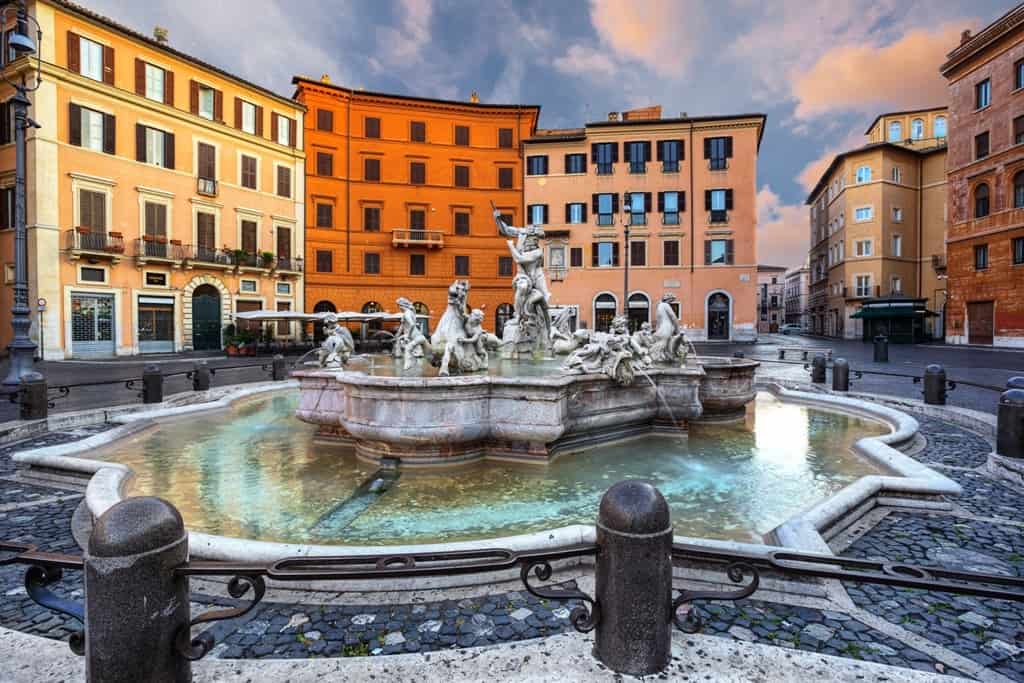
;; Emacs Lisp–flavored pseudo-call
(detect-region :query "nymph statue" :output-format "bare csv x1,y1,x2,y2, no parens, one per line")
394,297,429,371
427,281,501,376
317,312,354,368
562,315,649,385
494,208,551,356
649,293,688,364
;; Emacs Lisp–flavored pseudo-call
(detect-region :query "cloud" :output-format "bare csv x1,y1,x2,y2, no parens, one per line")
374,0,434,69
757,185,808,268
791,22,966,121
586,0,707,76
795,129,865,194
552,44,621,80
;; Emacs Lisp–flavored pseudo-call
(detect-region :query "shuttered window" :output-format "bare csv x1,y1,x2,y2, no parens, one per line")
498,128,513,148
144,202,167,238
316,109,333,131
454,212,470,235
364,207,381,232
410,121,426,142
364,158,381,182
498,167,514,189
570,247,583,268
241,220,257,254
410,253,426,275
316,203,333,228
276,227,292,260
316,250,333,273
365,117,381,138
197,143,216,181
70,104,113,153
663,240,680,266
364,252,380,274
454,125,470,146
240,155,257,190
136,125,174,168
78,189,106,231
455,255,470,276
705,239,734,265
317,151,334,177
190,81,219,121
276,166,291,198
196,212,215,249
410,161,426,185
454,165,470,188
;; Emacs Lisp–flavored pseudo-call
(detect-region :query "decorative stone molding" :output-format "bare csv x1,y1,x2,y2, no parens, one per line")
181,275,232,351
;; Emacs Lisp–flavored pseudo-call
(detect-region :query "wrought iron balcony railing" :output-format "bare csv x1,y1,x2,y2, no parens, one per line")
64,229,125,258
275,257,304,273
134,238,186,262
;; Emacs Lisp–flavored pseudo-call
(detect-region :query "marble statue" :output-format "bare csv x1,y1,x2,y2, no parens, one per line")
550,308,580,355
494,208,550,356
649,293,688,364
427,281,501,376
317,312,354,368
394,297,429,371
562,315,650,385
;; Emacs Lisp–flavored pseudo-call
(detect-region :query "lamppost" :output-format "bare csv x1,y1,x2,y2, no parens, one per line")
1,1,43,387
622,196,632,320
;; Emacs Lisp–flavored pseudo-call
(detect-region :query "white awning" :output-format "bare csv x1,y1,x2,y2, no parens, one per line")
233,310,427,322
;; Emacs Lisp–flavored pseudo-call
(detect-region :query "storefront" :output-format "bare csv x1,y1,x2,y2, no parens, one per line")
850,297,936,344
137,295,175,354
70,292,115,357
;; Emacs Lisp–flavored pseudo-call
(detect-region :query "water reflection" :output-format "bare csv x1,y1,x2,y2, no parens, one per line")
98,392,884,545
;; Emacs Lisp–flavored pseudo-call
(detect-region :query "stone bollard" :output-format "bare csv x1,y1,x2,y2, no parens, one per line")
142,364,163,404
85,497,191,683
873,334,889,363
810,354,827,384
923,364,947,405
594,480,673,676
272,354,287,381
18,371,47,420
997,389,1024,460
1007,377,1024,390
832,358,850,392
192,360,211,391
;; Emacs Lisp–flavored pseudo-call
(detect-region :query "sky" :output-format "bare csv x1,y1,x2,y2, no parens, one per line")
84,0,1013,268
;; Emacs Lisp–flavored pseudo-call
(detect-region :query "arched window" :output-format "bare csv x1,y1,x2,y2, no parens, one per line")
1014,172,1024,208
362,301,382,331
934,116,947,139
974,183,990,218
911,118,924,140
888,121,902,142
627,292,650,332
594,293,617,332
495,303,514,338
313,300,336,313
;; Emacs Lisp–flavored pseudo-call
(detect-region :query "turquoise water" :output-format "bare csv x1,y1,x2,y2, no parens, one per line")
99,391,885,545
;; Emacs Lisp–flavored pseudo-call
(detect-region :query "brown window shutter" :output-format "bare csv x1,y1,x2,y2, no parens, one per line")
255,106,264,137
134,58,145,95
69,103,81,146
213,89,223,122
66,31,80,73
102,44,114,85
289,117,296,147
164,131,175,169
135,123,146,162
271,112,279,141
102,113,115,154
189,79,199,114
234,97,242,129
163,69,174,105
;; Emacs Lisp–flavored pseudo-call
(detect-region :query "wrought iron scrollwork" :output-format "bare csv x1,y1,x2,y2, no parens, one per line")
671,562,759,634
24,564,85,655
174,574,266,661
520,559,599,632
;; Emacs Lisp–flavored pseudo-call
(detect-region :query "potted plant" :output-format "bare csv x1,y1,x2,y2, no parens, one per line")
75,226,91,234
142,234,156,242
223,324,239,355
260,251,275,268
169,239,182,246
232,249,248,267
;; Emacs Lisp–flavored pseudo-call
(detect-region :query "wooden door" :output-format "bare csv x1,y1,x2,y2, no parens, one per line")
967,301,994,345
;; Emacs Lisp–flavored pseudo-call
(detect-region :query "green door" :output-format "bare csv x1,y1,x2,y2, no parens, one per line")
192,285,221,351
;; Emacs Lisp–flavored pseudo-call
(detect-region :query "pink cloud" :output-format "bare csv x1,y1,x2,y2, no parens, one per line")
588,0,706,75
796,130,865,194
552,44,621,80
757,185,808,268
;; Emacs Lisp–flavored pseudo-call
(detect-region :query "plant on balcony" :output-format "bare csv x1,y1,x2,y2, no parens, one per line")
142,234,156,242
75,226,91,234
232,249,248,266
260,251,274,268
170,239,182,246
108,231,123,238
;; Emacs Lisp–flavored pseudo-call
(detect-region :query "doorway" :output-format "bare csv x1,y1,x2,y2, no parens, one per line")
707,292,730,340
192,284,221,350
967,301,994,345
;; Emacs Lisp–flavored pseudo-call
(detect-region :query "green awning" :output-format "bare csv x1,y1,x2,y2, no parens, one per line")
850,307,936,319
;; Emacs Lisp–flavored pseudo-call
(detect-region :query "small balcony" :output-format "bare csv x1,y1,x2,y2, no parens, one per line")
628,162,646,175
392,229,444,248
549,266,567,281
708,210,729,225
932,254,947,272
197,177,218,197
595,163,615,176
275,256,304,275
182,244,235,270
134,237,186,266
64,228,125,262
708,159,729,171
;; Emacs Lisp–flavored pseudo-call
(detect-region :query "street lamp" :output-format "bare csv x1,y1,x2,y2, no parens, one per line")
622,195,632,321
1,0,43,387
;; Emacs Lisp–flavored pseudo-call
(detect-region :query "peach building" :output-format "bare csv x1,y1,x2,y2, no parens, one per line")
0,0,305,358
523,106,764,340
292,76,538,330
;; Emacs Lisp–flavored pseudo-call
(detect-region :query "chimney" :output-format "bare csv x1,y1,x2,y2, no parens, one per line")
608,111,619,121
960,29,972,45
320,73,331,84
153,26,168,44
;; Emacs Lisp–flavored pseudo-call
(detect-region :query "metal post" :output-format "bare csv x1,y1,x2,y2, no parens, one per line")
192,360,211,391
85,497,191,683
594,480,672,676
1007,377,1024,391
623,224,631,318
873,334,889,363
142,364,163,404
996,389,1024,460
272,354,286,381
810,354,826,384
923,364,947,405
18,370,46,420
832,358,849,392
733,351,745,359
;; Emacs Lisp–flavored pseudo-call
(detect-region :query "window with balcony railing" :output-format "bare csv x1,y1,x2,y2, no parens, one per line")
592,142,616,175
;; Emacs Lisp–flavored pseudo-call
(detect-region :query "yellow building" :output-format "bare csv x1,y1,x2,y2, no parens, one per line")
806,108,948,342
0,0,305,358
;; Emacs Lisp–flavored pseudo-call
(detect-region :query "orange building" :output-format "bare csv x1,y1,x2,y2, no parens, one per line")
1,0,305,358
292,76,538,330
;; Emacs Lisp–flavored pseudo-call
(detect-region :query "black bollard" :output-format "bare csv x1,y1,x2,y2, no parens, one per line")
811,354,827,384
142,364,163,404
997,389,1024,460
272,354,287,381
923,364,947,405
1007,377,1024,390
873,334,889,363
18,371,47,420
594,480,673,676
85,497,191,683
192,360,211,391
733,351,745,359
832,358,850,392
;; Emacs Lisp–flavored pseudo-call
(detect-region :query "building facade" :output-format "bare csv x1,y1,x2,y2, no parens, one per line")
783,264,809,329
0,0,305,359
755,265,786,333
806,108,948,342
292,76,538,331
523,106,764,340
941,8,1024,347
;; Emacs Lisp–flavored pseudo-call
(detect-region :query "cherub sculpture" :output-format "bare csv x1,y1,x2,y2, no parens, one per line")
317,312,354,368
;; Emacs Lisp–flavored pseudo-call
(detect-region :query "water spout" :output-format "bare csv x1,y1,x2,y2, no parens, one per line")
636,367,686,438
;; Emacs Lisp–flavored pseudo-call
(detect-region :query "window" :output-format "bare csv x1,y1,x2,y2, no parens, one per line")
241,155,257,189
407,120,426,142
890,276,902,295
316,250,333,273
976,132,990,159
364,157,381,182
498,128,513,148
910,118,924,140
73,105,109,153
855,165,871,183
144,63,165,102
365,117,380,138
593,142,617,174
1013,237,1024,265
364,207,380,232
317,109,333,131
570,247,583,268
658,140,682,172
855,275,871,297
705,239,733,265
312,151,332,177
275,301,292,336
527,155,548,176
276,166,291,198
663,240,679,266
1017,59,1024,90
855,239,872,256
240,100,257,134
316,203,333,228
888,121,902,142
566,203,586,224
565,153,586,174
276,116,291,146
854,206,873,222
240,219,257,255
410,209,426,232
276,282,291,295
528,204,548,225
593,241,618,267
239,279,257,293
976,79,991,109
498,167,514,189
1015,116,1024,145
410,253,426,275
707,188,730,223
935,116,947,139
137,126,171,168
364,252,380,274
454,165,470,188
197,142,216,194
660,191,682,225
892,166,902,183
80,266,105,283
144,201,167,243
705,136,731,170
454,212,470,235
498,255,513,276
974,183,990,218
626,141,649,174
410,161,426,185
549,245,565,270
455,255,470,276
892,234,902,257
595,193,616,225
974,244,989,270
195,84,216,121
454,125,470,146
629,240,646,266
1015,172,1024,208
626,192,647,226
892,207,903,222
79,36,104,81
78,189,106,231
145,272,167,287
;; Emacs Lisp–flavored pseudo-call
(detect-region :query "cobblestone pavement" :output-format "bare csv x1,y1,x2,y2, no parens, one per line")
0,401,1021,680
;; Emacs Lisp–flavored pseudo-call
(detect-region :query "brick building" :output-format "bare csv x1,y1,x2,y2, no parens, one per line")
941,7,1024,347
756,265,786,333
